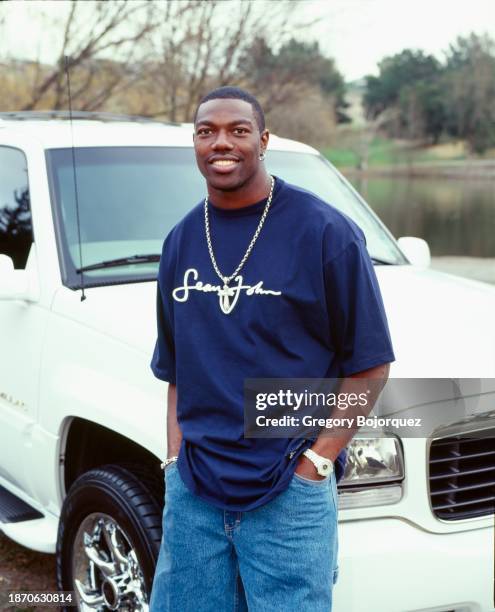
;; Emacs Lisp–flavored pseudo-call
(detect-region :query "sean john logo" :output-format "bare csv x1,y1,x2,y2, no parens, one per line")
172,268,282,315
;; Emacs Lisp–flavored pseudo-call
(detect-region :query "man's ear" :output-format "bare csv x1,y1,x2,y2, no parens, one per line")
260,128,270,151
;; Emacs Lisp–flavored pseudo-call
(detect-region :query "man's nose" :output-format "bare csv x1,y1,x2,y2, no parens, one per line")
211,129,234,150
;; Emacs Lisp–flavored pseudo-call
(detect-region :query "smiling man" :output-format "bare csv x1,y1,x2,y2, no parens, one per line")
149,86,395,611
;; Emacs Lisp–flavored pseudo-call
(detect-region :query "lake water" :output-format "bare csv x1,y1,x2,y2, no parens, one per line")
348,175,495,284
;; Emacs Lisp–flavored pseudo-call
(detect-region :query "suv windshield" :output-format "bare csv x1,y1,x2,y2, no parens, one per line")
46,147,404,288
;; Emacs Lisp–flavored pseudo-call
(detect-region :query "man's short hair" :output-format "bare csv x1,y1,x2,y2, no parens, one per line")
194,86,265,133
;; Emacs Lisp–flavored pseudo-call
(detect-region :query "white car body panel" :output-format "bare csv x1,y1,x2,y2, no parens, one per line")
334,519,492,612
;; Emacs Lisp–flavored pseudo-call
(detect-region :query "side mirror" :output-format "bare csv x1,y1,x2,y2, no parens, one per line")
397,237,431,269
0,254,30,299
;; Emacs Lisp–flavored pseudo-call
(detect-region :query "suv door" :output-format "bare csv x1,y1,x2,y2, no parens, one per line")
0,145,47,493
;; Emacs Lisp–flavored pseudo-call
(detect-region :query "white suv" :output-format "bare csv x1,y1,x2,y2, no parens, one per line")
0,112,494,612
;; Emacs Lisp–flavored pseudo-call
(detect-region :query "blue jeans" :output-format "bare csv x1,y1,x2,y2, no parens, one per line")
149,462,339,611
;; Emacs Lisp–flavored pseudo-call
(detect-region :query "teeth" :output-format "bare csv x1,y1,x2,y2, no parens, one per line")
212,160,237,166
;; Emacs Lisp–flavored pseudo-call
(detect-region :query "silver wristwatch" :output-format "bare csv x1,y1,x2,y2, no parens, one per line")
302,448,334,476
160,456,178,470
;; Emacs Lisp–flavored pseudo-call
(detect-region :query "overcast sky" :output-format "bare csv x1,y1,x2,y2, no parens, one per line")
2,0,494,81
314,0,495,80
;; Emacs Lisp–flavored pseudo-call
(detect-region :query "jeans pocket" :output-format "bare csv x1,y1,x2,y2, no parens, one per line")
293,471,330,486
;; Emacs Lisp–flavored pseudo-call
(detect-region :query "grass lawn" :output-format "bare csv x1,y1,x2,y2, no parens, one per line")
322,136,478,169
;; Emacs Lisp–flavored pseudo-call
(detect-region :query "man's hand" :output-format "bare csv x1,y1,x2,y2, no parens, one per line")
294,453,326,481
294,362,391,480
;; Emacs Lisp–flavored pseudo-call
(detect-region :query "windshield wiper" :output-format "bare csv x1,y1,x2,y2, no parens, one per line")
75,253,161,273
371,256,396,265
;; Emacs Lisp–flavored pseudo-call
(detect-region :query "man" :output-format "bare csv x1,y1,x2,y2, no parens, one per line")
149,86,394,611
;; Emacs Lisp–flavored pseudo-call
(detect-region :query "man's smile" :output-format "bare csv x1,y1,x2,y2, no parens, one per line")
208,156,241,172
212,160,237,166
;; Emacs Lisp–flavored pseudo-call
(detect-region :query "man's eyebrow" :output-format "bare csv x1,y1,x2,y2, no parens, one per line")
195,119,254,127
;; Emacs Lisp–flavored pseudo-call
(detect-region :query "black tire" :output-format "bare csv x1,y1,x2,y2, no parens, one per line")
56,464,164,611
116,461,165,510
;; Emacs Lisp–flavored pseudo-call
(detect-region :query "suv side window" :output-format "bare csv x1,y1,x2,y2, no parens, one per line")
0,146,33,269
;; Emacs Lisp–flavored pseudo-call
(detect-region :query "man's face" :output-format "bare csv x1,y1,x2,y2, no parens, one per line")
193,98,269,192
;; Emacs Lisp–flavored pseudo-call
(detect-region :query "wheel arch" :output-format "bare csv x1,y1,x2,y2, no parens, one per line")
60,417,163,502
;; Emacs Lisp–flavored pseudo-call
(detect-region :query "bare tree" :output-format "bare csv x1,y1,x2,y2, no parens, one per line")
21,1,160,111
266,85,337,147
138,0,313,122
2,0,330,137
140,1,217,121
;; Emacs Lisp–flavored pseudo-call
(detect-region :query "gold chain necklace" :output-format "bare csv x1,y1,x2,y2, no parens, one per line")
204,175,275,314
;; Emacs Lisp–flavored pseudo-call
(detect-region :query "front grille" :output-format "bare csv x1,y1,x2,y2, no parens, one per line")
429,431,495,520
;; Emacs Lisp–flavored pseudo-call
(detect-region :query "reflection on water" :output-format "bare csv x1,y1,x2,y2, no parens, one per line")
348,176,495,258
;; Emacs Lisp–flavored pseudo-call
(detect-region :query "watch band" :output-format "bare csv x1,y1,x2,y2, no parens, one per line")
160,456,178,470
303,448,334,476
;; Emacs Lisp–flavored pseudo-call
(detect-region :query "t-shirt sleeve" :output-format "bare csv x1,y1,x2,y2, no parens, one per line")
150,237,176,384
324,236,395,376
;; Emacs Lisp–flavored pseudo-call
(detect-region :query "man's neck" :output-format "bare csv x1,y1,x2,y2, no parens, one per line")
207,170,272,210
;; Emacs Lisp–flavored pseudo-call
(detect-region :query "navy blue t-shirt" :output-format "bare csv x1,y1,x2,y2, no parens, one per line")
151,176,395,511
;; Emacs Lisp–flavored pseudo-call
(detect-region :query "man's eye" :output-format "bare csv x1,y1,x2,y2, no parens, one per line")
197,128,211,135
234,128,248,134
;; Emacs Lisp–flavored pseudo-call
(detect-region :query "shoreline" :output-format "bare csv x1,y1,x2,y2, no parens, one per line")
341,159,495,179
430,257,495,285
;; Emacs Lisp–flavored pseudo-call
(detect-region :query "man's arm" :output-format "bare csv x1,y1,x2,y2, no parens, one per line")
295,362,390,479
167,383,182,458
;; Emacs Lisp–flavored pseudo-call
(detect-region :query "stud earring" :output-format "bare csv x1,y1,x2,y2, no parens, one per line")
259,151,266,161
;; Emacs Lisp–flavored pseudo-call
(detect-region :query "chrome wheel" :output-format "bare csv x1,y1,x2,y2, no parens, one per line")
72,512,149,611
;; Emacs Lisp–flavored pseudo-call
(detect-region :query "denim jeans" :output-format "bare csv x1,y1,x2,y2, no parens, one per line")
149,462,339,612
